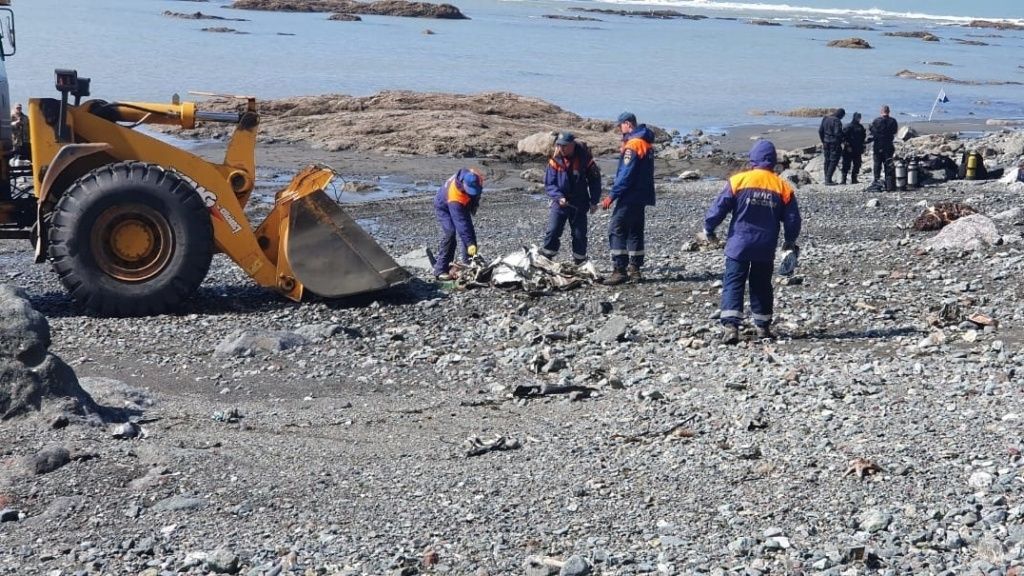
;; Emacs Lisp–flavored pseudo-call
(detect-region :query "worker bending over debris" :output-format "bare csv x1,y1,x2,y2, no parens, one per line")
433,168,484,281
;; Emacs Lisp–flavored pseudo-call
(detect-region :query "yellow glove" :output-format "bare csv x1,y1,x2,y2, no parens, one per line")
467,244,477,257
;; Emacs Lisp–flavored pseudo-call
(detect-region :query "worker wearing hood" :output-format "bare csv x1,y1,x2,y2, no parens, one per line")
702,140,802,343
602,112,656,285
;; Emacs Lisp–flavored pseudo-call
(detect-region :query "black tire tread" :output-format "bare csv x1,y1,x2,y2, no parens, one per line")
48,161,213,317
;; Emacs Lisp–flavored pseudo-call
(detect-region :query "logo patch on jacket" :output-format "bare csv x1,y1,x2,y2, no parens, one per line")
623,149,634,164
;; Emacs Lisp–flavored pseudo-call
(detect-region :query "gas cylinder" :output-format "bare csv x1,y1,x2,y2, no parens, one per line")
907,159,920,189
895,159,908,190
966,152,979,180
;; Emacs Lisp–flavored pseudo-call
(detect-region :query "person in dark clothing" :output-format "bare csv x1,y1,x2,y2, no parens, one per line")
818,108,845,185
702,140,801,343
540,132,602,264
869,105,899,184
603,112,656,286
841,112,867,184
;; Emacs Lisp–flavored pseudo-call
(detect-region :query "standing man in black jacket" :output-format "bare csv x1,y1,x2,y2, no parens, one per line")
818,108,845,185
869,105,899,184
841,112,867,184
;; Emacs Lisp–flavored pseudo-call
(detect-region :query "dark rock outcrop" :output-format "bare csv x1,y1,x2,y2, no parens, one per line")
231,0,468,19
884,31,939,41
827,37,872,49
0,286,99,422
542,14,602,22
967,19,1024,31
328,12,362,21
896,69,1021,86
567,7,706,20
163,10,248,21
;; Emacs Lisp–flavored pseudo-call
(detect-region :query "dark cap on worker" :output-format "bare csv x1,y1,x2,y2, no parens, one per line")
555,132,575,145
616,112,637,125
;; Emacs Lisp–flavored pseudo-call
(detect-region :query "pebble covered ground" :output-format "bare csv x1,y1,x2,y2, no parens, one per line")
1,166,1023,576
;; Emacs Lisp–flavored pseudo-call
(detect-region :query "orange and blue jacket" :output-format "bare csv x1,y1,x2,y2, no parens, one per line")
611,125,656,206
434,168,480,247
544,142,601,207
704,141,801,262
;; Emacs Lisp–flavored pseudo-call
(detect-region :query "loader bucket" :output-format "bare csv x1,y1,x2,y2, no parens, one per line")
284,189,411,298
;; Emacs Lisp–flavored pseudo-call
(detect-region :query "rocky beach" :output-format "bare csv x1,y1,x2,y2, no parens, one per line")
3,87,1024,576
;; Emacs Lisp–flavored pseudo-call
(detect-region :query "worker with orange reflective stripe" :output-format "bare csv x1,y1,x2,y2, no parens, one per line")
602,112,656,286
702,140,802,343
433,168,484,280
540,132,602,264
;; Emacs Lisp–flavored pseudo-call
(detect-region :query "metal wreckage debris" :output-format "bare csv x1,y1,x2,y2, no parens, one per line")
448,246,601,292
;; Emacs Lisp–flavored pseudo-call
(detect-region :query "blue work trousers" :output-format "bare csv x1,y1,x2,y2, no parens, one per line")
433,203,469,276
609,203,646,270
541,204,589,261
720,257,774,327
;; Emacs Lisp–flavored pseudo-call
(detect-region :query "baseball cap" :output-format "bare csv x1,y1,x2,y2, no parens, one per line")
555,132,575,145
616,112,637,125
460,171,482,196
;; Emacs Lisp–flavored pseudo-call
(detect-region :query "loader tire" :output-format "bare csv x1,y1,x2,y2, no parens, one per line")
48,161,213,316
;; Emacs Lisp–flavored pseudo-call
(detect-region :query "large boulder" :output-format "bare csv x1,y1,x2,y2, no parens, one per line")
803,155,826,183
517,131,557,157
214,330,309,358
0,285,50,365
920,214,1000,252
0,285,99,421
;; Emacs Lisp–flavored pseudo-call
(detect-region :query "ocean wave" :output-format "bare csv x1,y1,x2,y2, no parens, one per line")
538,0,1024,26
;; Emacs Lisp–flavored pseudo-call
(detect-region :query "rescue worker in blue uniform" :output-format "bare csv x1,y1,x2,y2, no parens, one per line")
603,112,655,285
432,168,484,280
540,132,602,264
702,140,802,344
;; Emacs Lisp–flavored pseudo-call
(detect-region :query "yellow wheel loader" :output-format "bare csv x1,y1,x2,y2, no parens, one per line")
0,65,410,316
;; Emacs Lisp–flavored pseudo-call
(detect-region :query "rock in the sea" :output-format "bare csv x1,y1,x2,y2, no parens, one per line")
518,131,557,157
213,330,309,358
827,37,872,49
920,214,1000,252
328,12,362,21
231,0,469,20
885,31,939,41
163,10,248,21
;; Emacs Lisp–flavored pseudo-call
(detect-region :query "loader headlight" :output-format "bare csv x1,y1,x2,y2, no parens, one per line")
54,69,77,92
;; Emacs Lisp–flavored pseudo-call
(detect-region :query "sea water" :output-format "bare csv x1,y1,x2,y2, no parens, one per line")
6,0,1023,133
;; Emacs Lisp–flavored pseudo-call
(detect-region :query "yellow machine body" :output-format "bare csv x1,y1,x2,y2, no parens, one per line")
10,94,408,313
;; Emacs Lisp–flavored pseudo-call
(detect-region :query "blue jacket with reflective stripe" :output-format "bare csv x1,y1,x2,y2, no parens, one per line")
611,125,656,206
704,161,801,262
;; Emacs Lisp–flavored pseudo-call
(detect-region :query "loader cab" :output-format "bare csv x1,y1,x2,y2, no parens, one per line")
0,2,15,151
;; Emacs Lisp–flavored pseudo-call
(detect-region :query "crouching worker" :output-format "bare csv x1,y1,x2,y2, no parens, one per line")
701,140,801,344
433,168,484,280
540,132,602,264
